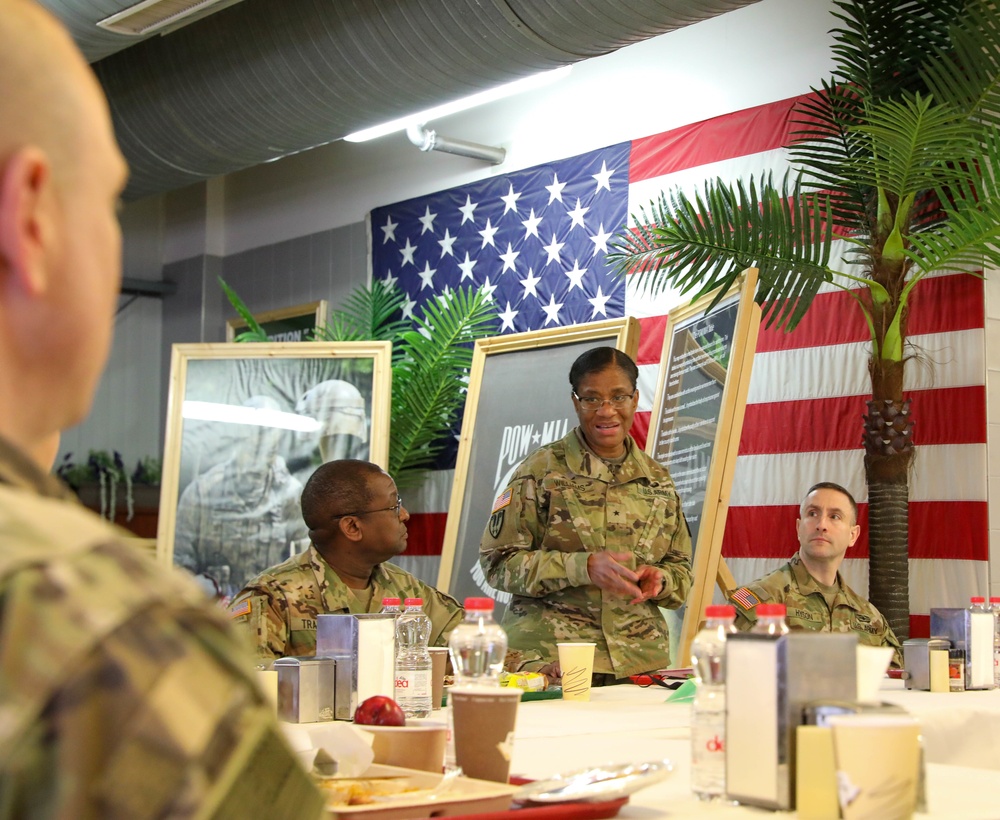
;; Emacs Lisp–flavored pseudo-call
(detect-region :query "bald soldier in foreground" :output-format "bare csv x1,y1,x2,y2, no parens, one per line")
0,3,323,816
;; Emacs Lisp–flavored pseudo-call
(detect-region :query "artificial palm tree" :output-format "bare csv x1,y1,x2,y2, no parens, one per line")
608,0,1000,639
221,277,497,489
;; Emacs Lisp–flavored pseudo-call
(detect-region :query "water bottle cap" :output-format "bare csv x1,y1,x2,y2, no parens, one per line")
705,605,735,618
971,596,986,604
381,597,401,606
403,597,423,607
756,603,786,617
463,597,495,610
990,597,1000,604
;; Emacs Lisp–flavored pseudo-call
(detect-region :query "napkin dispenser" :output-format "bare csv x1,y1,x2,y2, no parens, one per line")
930,608,994,690
902,637,951,691
273,656,337,723
725,631,857,811
316,613,396,719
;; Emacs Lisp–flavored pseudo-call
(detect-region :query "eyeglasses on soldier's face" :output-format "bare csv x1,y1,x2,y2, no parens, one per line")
329,495,404,520
572,390,637,412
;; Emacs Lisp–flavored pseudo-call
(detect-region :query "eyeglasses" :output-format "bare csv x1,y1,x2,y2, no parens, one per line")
573,390,636,411
330,496,403,520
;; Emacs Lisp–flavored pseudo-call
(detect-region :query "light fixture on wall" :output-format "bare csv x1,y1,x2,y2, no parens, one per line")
97,0,246,36
343,66,572,144
182,400,321,433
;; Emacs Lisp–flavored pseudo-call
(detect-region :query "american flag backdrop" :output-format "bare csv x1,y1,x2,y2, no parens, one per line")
369,93,988,638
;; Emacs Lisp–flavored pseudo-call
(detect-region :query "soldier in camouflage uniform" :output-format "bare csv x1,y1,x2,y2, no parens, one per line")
229,459,463,659
0,4,323,816
728,482,902,667
480,348,693,681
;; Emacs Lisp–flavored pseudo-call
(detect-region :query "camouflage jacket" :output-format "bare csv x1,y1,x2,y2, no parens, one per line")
228,545,464,660
479,429,693,679
0,437,322,819
728,552,903,667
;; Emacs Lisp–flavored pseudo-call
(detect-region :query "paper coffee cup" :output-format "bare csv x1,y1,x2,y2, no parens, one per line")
449,686,521,782
828,714,921,820
358,723,447,773
428,647,449,710
557,642,596,701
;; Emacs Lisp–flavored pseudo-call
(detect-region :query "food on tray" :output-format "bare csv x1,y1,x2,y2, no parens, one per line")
352,695,406,726
316,777,417,806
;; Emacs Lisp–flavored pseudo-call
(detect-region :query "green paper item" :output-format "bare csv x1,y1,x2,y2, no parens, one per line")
666,678,698,703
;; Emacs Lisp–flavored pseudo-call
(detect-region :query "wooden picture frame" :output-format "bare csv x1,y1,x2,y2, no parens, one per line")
157,341,392,599
437,318,639,609
644,268,761,666
225,299,328,343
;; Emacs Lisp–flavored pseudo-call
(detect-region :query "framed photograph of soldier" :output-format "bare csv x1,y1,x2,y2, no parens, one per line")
157,341,392,600
225,299,329,343
437,318,640,614
645,267,761,666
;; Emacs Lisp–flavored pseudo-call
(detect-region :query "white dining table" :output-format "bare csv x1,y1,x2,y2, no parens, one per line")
507,683,1000,819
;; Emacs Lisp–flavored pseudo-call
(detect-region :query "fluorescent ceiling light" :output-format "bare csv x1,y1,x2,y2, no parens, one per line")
344,66,572,143
182,400,322,433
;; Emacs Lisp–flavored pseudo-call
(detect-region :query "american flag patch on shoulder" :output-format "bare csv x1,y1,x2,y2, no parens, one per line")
229,599,251,618
492,488,513,513
731,587,761,611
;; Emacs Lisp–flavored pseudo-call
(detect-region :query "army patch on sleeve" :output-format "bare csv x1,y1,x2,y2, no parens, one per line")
229,598,252,619
731,587,761,611
488,510,504,538
492,488,513,512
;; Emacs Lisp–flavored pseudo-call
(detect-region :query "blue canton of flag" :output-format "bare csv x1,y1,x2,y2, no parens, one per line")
370,143,629,333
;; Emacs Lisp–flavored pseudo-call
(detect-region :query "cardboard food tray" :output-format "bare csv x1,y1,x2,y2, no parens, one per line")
449,778,629,819
323,764,519,819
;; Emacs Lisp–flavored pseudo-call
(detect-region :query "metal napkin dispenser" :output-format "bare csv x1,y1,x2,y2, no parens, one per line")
726,631,857,811
316,613,396,720
273,656,337,723
902,637,951,690
930,608,995,690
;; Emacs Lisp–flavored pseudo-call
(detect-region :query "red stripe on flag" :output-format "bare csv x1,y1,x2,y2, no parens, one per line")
631,410,651,451
722,501,986,561
629,94,810,182
755,274,983,353
637,315,667,366
404,512,448,556
738,386,986,455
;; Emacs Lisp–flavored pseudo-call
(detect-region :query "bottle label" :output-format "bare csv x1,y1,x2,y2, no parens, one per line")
395,669,431,699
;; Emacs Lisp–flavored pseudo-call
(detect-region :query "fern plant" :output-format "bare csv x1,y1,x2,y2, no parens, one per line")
220,277,497,488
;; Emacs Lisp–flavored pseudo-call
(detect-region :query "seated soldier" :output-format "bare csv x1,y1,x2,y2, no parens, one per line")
728,481,902,667
230,459,463,659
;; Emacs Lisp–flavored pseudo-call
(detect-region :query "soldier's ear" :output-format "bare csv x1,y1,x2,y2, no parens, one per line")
338,516,364,542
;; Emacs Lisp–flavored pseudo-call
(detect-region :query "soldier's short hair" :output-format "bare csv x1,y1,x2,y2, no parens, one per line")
804,481,858,524
569,347,639,392
301,459,383,530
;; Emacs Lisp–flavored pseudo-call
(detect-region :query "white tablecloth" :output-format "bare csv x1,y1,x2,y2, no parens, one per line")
507,684,1000,819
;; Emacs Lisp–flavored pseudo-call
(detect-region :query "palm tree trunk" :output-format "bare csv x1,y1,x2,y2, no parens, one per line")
865,475,910,640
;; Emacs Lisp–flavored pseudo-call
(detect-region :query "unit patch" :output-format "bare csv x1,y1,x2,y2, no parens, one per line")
488,510,505,538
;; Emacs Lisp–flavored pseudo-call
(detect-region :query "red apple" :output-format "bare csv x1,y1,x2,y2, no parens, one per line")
352,695,406,726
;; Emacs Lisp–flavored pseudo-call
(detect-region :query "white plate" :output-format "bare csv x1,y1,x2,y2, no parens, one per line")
514,759,674,803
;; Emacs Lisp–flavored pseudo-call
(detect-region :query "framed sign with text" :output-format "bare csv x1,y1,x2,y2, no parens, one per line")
437,318,639,612
646,268,760,665
226,299,328,343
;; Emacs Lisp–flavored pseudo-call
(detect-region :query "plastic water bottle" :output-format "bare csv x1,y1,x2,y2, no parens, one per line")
448,597,508,687
990,597,1000,688
394,597,433,718
750,603,790,635
379,596,401,615
690,604,737,800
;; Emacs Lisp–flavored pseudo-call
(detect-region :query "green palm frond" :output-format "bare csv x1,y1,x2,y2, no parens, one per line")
218,276,270,342
607,173,837,331
311,281,411,351
389,287,498,486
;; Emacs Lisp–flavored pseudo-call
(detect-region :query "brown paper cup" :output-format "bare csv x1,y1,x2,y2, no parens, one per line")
557,641,596,701
828,714,921,820
429,647,449,710
449,686,521,782
358,723,447,773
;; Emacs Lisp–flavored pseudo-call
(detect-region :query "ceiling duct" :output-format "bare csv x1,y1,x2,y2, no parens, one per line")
82,0,762,201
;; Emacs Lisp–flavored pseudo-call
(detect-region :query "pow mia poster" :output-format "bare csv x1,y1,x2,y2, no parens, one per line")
439,320,637,617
